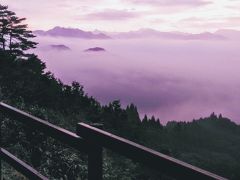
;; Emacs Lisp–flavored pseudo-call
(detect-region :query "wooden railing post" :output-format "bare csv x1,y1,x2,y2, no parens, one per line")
88,143,102,180
78,123,103,180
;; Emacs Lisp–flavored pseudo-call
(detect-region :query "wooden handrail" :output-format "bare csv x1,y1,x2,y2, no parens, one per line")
0,102,228,180
77,123,227,180
1,148,48,180
0,102,89,153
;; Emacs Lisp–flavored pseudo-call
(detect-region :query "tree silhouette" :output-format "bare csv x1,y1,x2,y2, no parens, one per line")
0,4,37,57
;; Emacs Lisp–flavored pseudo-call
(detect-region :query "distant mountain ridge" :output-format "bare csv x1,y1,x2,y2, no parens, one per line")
215,29,240,40
84,47,106,52
50,44,70,51
34,27,240,40
107,28,227,40
34,26,110,39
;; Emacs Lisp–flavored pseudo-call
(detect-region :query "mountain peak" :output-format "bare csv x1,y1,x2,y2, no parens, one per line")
34,27,111,39
84,47,106,52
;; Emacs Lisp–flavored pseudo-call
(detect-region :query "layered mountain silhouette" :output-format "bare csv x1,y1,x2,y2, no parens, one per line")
34,26,110,39
107,28,227,40
215,29,240,40
84,47,106,52
34,27,240,40
50,44,70,51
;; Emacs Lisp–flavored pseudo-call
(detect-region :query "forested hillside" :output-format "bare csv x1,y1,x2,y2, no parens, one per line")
1,4,240,180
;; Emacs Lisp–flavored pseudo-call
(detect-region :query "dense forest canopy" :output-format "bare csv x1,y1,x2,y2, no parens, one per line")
1,4,240,180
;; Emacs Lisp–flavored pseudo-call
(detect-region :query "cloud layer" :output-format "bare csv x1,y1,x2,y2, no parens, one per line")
33,36,240,124
84,9,140,21
125,0,212,7
2,0,240,32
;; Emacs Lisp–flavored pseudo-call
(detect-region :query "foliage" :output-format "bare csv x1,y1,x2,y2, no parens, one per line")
0,4,37,57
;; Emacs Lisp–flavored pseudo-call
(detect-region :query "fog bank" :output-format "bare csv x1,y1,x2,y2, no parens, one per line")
33,36,240,124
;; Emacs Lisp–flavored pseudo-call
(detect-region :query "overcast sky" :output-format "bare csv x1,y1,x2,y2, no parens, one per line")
2,0,240,32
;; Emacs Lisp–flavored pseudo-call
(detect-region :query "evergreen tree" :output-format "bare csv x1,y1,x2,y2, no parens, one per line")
142,115,148,125
126,103,140,124
0,4,37,57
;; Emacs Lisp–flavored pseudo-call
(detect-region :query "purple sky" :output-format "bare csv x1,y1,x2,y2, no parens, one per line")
2,0,240,33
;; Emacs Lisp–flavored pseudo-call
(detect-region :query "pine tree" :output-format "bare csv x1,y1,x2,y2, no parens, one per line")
142,115,148,125
0,4,37,57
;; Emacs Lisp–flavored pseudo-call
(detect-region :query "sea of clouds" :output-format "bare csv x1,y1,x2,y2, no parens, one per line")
32,36,240,124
